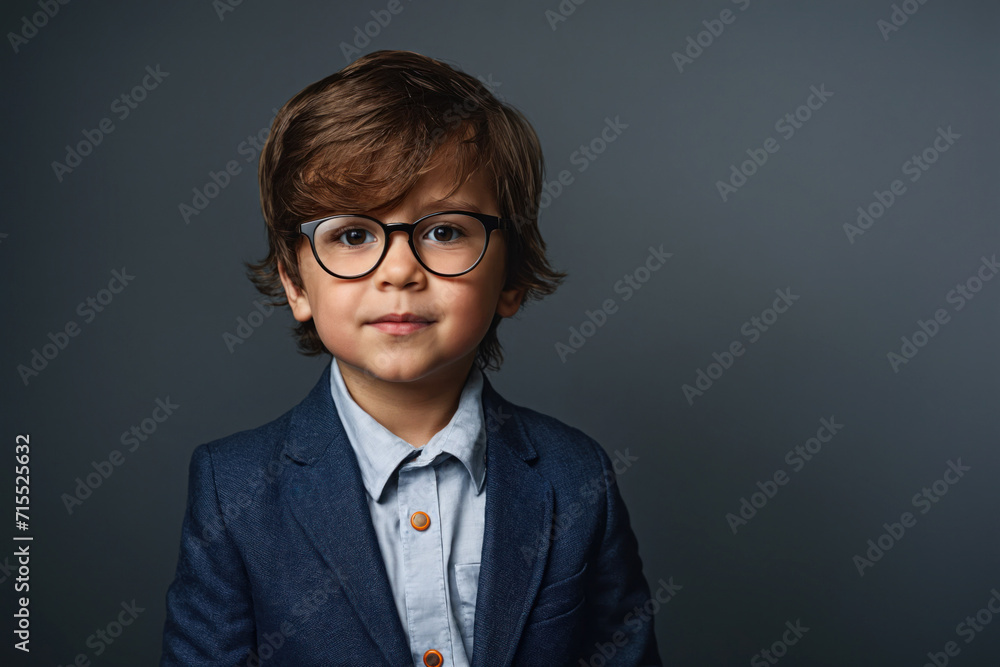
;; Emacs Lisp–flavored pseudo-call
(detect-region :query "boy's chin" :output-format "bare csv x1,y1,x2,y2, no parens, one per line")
340,356,437,384
349,355,475,387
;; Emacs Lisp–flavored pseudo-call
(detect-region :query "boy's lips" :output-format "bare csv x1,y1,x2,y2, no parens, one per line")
367,312,435,335
369,312,433,324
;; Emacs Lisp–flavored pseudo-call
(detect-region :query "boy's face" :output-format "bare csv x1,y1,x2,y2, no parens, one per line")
278,159,524,388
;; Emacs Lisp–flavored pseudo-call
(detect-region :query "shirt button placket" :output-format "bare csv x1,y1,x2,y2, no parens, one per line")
399,459,450,666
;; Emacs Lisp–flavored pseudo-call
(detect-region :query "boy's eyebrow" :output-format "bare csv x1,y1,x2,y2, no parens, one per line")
426,197,482,213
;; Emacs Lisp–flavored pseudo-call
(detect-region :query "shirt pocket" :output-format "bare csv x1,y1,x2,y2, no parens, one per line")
454,562,481,634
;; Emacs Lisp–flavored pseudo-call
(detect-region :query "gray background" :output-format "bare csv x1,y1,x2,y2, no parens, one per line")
2,0,998,664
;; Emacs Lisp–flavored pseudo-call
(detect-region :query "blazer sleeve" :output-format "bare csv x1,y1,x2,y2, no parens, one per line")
161,443,255,665
581,442,663,666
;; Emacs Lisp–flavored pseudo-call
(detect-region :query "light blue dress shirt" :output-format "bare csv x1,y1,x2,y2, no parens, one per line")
328,357,487,667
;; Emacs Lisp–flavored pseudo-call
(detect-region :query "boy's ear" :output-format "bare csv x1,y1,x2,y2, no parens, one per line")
277,260,313,323
496,284,525,318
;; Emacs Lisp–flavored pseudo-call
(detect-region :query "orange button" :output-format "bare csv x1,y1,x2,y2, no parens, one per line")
423,649,443,666
410,511,430,531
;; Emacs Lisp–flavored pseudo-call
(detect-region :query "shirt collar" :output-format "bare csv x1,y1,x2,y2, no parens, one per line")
328,357,487,502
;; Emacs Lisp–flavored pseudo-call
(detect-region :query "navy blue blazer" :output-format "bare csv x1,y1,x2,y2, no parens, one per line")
161,363,662,666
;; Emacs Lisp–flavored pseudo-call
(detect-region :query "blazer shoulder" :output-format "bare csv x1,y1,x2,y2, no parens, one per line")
504,398,612,478
190,362,336,486
189,403,295,484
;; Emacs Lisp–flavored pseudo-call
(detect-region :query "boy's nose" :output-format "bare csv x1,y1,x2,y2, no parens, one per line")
377,229,423,274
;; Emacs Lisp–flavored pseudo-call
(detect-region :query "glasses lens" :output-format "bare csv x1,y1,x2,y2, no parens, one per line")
413,213,487,275
312,216,385,277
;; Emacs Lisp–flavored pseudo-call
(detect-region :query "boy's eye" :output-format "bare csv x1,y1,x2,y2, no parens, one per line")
325,227,377,247
425,224,465,244
340,228,374,246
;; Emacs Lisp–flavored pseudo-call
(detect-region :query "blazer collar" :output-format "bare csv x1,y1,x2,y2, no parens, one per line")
279,362,553,667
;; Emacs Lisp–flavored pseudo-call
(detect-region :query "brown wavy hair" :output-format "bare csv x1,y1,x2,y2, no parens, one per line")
245,50,566,372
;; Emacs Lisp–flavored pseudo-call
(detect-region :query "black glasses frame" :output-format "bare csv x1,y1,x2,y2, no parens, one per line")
299,210,509,279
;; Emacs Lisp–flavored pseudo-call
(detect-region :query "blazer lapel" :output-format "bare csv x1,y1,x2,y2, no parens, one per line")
279,363,411,666
471,375,554,667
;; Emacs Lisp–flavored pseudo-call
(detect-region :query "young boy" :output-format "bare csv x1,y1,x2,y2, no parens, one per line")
161,50,662,666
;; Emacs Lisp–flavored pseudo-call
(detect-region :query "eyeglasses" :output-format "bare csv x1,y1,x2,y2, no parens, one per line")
299,210,509,279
